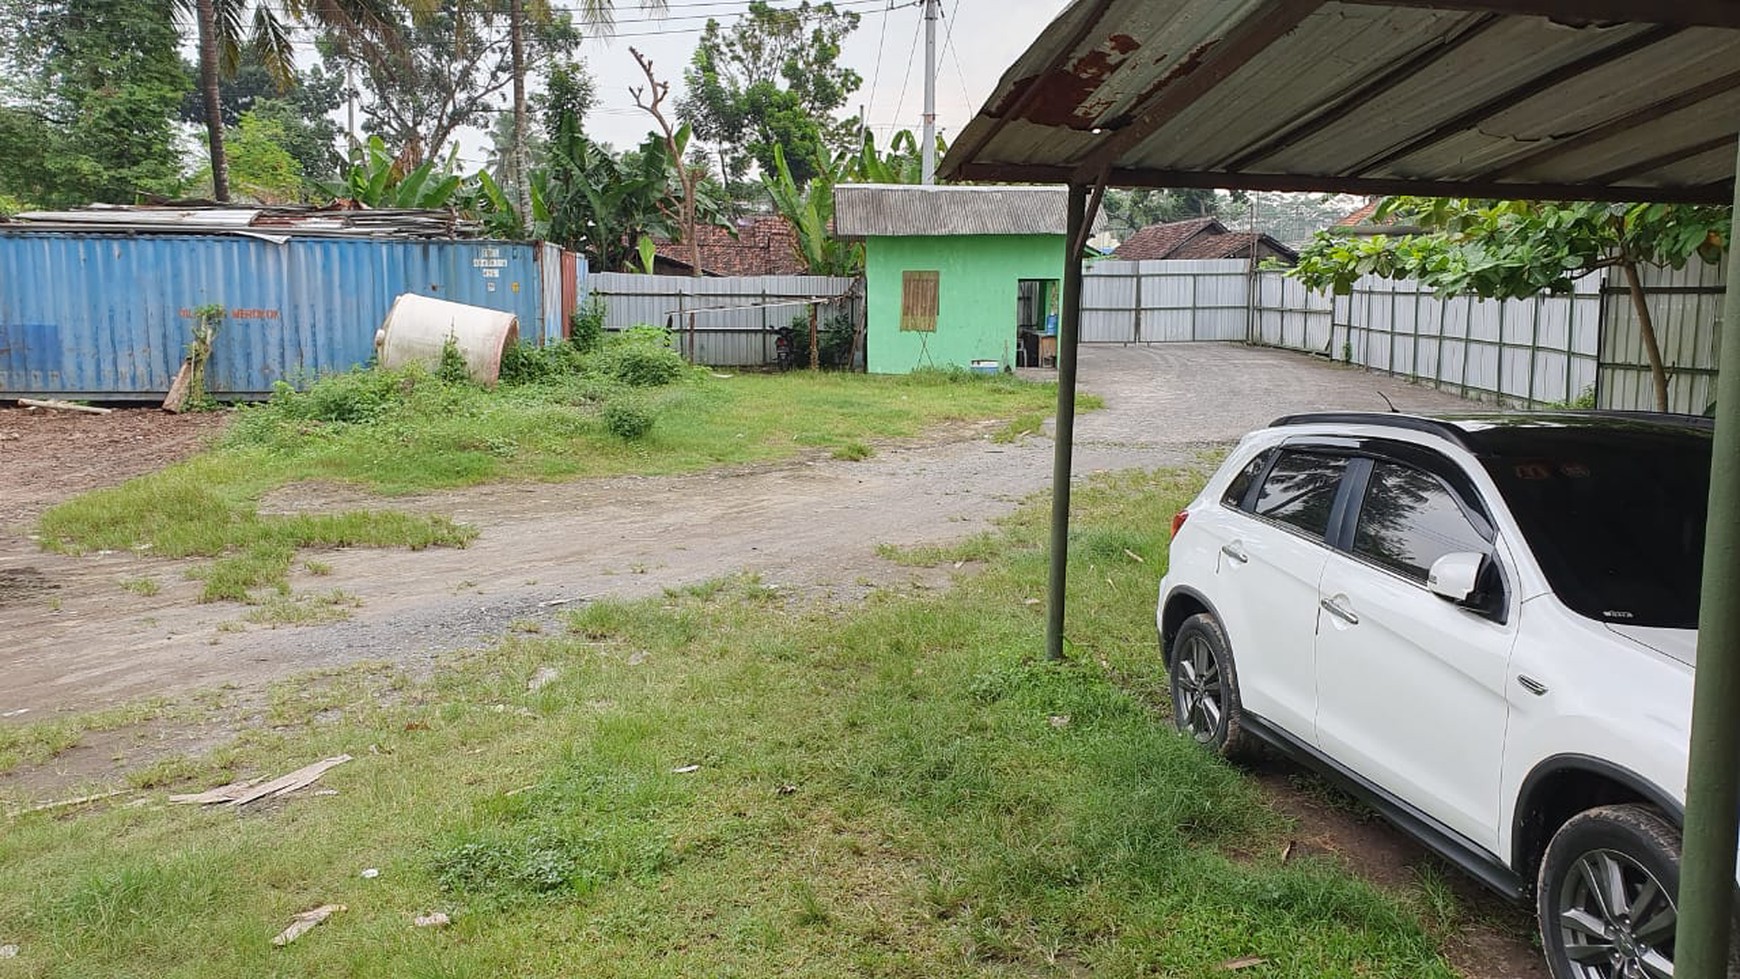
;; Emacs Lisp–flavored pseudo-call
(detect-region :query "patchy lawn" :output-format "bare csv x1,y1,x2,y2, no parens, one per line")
1,470,1458,977
35,351,1074,602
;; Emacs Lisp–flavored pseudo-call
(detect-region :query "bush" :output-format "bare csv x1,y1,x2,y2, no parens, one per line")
499,339,588,385
591,327,690,388
570,296,606,354
263,366,425,424
601,396,656,440
437,336,473,386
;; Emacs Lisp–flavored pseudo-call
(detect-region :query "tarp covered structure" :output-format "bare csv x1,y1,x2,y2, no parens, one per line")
939,2,1738,972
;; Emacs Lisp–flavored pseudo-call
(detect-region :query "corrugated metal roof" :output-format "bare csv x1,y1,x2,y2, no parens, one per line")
2,202,482,239
833,183,1074,237
939,1,1739,202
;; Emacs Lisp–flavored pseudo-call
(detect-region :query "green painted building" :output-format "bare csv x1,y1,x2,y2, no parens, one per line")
834,184,1070,374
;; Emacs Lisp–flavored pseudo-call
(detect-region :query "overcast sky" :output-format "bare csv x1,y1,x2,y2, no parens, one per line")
435,0,1071,167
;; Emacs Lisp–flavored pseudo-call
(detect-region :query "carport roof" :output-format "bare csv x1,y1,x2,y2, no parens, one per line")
939,0,1739,202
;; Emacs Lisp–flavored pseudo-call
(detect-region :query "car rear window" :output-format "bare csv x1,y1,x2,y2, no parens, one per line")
1481,428,1709,629
1220,451,1270,508
1253,451,1346,539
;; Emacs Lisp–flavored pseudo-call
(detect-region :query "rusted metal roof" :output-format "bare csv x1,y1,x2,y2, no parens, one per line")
3,202,481,239
833,183,1075,237
940,1,1740,202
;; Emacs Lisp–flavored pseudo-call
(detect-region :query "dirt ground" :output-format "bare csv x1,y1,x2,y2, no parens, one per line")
0,344,1543,976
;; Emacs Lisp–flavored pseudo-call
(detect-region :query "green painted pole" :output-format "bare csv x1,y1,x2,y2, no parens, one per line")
1045,183,1088,662
1677,158,1740,978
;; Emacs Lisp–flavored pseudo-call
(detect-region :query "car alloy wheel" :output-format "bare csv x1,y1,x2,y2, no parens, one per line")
1553,847,1675,979
1173,632,1225,745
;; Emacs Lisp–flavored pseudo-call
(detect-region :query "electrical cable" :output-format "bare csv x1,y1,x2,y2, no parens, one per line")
889,5,920,131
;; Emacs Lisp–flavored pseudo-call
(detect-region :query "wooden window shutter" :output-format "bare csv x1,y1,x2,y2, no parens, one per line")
900,270,939,332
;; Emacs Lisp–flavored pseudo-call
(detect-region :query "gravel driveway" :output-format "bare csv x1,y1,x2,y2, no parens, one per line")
2,343,1476,715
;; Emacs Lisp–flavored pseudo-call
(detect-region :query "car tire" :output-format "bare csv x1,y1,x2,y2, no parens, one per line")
1168,612,1254,761
1535,803,1737,979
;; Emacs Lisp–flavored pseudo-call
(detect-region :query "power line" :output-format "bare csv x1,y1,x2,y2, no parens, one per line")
890,6,920,132
865,0,892,142
940,0,970,112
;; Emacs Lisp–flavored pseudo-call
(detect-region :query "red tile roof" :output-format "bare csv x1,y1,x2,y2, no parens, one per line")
653,216,807,277
1169,230,1297,262
1112,217,1225,260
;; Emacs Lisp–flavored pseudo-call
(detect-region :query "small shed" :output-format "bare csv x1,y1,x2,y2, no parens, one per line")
833,184,1071,374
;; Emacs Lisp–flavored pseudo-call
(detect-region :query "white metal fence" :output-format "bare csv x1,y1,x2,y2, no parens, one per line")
588,272,861,367
1081,260,1251,342
1081,259,1723,412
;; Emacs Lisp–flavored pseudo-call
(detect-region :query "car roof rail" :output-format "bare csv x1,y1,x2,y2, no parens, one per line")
1267,412,1480,450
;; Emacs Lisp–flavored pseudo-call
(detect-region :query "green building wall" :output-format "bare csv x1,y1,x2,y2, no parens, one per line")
864,233,1065,374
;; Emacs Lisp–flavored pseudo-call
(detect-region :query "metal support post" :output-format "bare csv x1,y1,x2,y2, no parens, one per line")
921,0,937,184
1045,182,1091,661
1676,154,1740,978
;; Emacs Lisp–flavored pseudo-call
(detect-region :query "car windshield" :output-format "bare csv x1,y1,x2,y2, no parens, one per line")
1479,425,1710,630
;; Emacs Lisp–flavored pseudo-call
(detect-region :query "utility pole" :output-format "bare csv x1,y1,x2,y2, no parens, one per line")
345,61,357,152
509,0,533,226
921,0,937,184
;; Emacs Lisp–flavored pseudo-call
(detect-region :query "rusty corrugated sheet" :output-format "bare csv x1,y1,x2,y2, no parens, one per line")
941,0,1739,201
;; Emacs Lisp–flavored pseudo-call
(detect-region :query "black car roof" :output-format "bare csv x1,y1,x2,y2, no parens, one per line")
1268,411,1713,455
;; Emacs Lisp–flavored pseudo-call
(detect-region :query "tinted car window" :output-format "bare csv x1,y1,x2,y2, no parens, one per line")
1253,451,1346,538
1353,462,1490,583
1221,451,1270,509
1481,427,1709,629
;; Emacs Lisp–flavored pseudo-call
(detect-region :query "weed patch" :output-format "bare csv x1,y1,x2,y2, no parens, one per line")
1,464,1462,977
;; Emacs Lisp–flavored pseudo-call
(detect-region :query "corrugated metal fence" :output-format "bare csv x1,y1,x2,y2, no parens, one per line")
1082,258,1722,412
588,272,861,367
1082,260,1250,342
0,232,583,399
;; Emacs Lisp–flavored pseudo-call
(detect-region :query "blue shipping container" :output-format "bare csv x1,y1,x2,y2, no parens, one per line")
0,233,580,400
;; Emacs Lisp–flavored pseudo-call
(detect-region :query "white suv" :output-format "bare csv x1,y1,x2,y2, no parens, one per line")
1156,411,1717,979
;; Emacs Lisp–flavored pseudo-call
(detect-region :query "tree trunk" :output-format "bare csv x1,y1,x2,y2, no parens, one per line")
195,0,229,202
509,0,532,226
1620,255,1671,413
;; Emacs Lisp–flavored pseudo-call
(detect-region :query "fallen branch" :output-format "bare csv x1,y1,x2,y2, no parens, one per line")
272,904,344,946
18,398,111,415
6,787,134,818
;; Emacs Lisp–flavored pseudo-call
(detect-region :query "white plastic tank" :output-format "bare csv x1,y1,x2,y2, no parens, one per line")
374,293,519,386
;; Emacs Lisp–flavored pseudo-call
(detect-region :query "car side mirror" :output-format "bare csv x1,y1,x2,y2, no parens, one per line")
1427,552,1485,604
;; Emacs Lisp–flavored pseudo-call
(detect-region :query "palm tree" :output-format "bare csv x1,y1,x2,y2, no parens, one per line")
174,0,400,202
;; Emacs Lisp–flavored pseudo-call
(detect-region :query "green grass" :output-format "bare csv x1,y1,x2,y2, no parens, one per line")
0,468,1459,977
831,440,874,461
0,701,173,775
990,411,1048,443
120,576,160,597
243,590,364,628
35,362,1064,603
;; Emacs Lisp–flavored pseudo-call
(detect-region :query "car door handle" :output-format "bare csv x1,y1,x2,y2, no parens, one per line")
1320,597,1359,625
1220,542,1249,565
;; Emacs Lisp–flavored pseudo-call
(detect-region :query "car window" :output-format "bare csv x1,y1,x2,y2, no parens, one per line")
1352,461,1489,583
1220,451,1269,509
1252,451,1346,539
1481,429,1708,628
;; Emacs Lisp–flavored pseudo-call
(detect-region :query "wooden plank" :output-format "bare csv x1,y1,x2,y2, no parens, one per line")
18,398,112,415
900,271,940,332
161,360,193,413
948,162,1735,205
